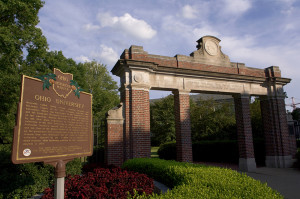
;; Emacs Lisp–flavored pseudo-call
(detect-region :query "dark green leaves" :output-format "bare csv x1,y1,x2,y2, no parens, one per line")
70,79,84,98
35,73,56,90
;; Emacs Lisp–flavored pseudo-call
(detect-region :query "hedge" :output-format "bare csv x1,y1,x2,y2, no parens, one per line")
122,158,283,199
158,140,266,166
0,144,82,199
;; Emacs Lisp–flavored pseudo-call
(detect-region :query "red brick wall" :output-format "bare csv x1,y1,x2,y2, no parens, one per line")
105,122,124,167
131,89,151,158
122,88,151,160
122,47,280,78
234,96,255,159
260,97,293,157
174,92,193,162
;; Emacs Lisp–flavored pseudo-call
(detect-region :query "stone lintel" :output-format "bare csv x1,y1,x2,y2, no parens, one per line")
172,89,191,95
239,158,257,172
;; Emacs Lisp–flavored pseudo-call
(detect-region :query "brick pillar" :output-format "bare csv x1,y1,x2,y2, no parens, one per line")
131,88,151,158
260,96,294,167
173,90,192,162
121,87,151,160
121,88,131,161
234,94,256,172
105,103,124,167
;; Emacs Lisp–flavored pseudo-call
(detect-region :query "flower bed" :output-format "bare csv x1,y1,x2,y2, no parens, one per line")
42,164,154,199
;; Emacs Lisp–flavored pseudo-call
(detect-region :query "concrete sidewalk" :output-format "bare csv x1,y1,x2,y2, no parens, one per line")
245,167,300,199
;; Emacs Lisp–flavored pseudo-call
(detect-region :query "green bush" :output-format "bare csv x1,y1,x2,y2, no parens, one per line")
157,141,176,160
122,158,283,199
87,145,104,163
192,140,239,163
158,140,266,166
0,143,83,199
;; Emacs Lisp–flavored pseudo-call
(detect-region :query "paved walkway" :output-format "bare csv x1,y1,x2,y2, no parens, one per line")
245,167,300,199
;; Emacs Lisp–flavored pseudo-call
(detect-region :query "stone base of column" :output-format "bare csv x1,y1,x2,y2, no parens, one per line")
265,155,294,168
239,158,256,172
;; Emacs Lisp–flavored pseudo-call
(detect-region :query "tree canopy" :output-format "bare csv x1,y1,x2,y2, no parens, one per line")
0,0,119,144
150,95,264,146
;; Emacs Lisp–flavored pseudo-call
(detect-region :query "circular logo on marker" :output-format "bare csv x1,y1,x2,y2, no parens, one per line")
23,149,31,157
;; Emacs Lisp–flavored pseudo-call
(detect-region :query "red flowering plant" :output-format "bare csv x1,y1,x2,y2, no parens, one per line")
42,165,154,199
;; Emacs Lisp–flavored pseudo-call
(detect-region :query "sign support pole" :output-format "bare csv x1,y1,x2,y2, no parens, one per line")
53,160,66,199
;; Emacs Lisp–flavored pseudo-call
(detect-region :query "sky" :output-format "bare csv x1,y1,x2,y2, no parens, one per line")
38,0,300,110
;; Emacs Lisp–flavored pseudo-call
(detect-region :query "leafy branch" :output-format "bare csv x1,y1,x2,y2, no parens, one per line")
70,80,84,98
35,73,56,90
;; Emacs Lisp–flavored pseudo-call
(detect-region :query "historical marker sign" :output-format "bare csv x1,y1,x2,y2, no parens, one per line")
12,68,93,164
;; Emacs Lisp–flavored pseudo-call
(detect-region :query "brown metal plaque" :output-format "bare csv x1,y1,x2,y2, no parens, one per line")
12,69,93,164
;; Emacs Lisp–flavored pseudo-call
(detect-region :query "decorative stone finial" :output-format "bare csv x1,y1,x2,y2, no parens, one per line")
191,35,231,67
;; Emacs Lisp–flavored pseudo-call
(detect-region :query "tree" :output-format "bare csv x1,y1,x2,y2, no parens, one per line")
0,0,47,143
292,108,300,121
150,95,175,146
250,98,263,139
78,61,119,121
190,97,236,142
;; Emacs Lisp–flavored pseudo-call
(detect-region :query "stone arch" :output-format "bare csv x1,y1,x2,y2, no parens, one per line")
105,36,296,171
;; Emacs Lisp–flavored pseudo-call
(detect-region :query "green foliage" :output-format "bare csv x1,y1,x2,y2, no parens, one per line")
87,146,105,163
0,146,82,199
0,0,48,144
122,158,283,199
80,61,119,121
150,95,175,146
66,158,83,176
157,141,176,160
190,97,236,141
250,98,263,139
292,108,300,121
35,73,57,90
70,79,84,98
158,140,266,166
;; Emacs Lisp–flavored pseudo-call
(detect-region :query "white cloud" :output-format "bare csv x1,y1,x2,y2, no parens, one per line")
91,45,119,67
182,5,197,19
97,12,157,40
221,0,251,16
193,27,221,39
83,23,100,31
75,55,90,63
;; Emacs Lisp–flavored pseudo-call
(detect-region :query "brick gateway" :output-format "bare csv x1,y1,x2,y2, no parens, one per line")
105,36,297,171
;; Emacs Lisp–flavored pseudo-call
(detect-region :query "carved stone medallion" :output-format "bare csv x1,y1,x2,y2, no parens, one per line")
205,40,218,56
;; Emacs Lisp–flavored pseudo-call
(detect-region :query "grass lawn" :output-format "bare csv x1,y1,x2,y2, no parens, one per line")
151,147,159,158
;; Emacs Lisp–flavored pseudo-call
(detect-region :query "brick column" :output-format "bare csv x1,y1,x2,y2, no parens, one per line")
121,86,151,160
260,96,293,167
234,94,256,172
105,104,124,167
173,90,192,162
131,88,151,158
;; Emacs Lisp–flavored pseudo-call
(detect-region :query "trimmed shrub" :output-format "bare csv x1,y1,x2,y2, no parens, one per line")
192,140,239,163
158,140,266,166
87,146,104,163
0,143,82,199
122,158,283,199
157,141,176,160
42,165,154,199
